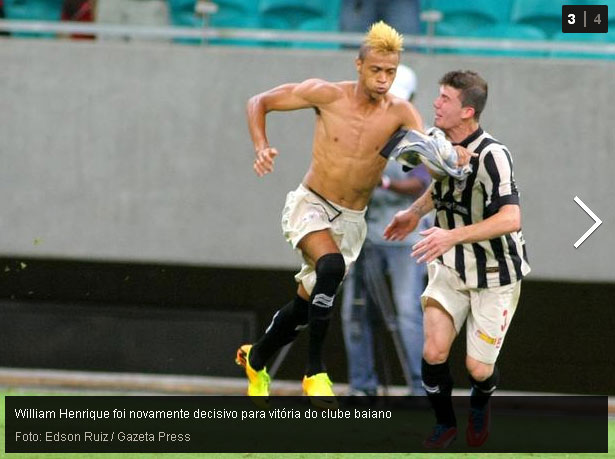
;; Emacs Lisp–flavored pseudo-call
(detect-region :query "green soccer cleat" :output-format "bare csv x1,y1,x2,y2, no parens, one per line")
235,344,270,407
302,373,338,409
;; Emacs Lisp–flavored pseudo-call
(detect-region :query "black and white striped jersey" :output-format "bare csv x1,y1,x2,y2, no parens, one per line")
432,127,530,288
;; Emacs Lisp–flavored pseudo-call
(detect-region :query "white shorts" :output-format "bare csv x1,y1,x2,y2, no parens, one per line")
421,261,521,365
281,184,367,295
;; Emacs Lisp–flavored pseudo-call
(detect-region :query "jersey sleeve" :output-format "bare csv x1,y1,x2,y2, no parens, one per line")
480,145,519,216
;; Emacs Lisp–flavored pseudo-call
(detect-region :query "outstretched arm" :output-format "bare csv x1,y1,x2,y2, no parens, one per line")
246,79,341,177
411,204,521,263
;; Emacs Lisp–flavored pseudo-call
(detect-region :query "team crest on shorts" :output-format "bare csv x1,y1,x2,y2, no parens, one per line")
302,209,323,224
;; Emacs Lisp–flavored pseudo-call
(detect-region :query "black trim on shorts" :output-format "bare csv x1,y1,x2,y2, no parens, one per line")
307,186,343,222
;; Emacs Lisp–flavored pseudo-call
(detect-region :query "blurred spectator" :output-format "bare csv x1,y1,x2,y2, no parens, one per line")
342,64,431,396
0,0,8,37
340,0,421,36
62,0,95,39
96,0,168,40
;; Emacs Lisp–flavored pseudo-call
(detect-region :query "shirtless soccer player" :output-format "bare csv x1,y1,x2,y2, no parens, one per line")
236,22,472,404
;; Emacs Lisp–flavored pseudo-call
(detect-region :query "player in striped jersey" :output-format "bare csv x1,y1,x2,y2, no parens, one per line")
384,70,530,448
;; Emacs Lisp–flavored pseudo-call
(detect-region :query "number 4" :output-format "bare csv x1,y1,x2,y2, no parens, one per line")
594,13,601,24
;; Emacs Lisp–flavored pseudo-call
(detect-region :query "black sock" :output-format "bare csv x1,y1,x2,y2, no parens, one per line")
422,358,456,427
469,366,499,410
249,295,309,371
306,253,345,377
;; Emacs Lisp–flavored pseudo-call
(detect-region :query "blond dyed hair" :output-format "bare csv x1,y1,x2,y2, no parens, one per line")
359,21,404,59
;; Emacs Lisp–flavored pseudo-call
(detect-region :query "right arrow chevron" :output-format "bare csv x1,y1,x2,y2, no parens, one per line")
573,196,602,248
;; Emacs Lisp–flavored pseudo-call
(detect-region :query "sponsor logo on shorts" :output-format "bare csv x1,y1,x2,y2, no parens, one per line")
501,309,509,332
476,329,504,349
475,329,497,345
312,293,335,308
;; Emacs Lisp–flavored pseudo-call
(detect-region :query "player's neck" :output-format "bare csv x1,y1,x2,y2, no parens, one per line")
353,82,385,107
445,120,479,144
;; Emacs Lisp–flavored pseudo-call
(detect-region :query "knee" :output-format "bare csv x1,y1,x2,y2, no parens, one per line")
423,344,449,365
315,253,346,285
466,357,494,382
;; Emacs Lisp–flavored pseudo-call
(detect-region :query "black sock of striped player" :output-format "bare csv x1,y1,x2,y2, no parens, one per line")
306,253,345,377
422,358,457,427
249,295,309,371
469,366,499,410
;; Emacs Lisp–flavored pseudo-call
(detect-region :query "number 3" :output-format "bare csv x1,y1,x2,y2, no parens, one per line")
568,13,575,24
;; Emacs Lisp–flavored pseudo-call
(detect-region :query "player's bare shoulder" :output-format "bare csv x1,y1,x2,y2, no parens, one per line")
388,94,423,131
294,78,346,106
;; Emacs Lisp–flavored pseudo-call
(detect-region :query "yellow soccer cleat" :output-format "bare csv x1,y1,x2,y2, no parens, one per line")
235,344,270,406
302,373,338,409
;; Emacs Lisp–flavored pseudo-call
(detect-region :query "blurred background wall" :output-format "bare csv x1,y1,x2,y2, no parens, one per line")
1,40,614,280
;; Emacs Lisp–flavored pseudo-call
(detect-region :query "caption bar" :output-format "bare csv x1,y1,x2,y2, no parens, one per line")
5,395,607,453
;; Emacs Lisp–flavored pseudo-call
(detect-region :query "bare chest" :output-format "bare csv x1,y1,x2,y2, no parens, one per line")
318,106,401,157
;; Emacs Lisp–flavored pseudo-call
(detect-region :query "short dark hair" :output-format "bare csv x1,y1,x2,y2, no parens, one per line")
439,70,488,121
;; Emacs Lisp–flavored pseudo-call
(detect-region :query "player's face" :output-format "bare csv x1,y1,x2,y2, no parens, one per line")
433,85,469,130
356,50,399,100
